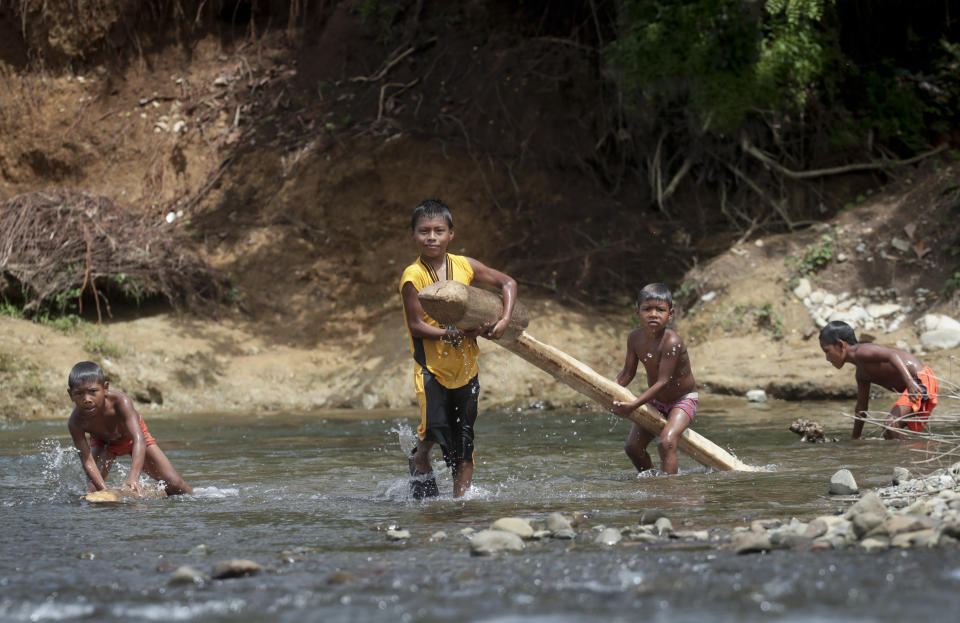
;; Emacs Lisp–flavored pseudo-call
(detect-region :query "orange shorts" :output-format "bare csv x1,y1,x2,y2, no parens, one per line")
892,365,939,432
90,417,157,455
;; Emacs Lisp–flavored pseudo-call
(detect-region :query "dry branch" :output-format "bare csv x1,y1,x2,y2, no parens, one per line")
0,189,225,315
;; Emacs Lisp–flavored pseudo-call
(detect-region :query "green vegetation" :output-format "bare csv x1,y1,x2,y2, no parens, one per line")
754,302,785,341
784,230,836,289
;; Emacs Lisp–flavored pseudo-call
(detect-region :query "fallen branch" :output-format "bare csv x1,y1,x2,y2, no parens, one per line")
350,36,437,83
742,138,948,180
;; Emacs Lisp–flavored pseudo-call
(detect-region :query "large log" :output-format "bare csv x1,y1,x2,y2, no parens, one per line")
418,280,758,472
83,487,168,503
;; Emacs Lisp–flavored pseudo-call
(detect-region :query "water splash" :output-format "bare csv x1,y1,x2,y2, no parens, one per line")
191,486,239,499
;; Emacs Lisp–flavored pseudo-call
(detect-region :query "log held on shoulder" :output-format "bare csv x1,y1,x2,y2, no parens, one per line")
417,280,759,472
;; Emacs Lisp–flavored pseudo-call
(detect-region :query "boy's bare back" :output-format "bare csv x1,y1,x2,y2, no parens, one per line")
849,343,925,393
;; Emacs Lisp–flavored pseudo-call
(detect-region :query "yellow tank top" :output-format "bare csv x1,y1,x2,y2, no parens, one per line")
399,253,480,389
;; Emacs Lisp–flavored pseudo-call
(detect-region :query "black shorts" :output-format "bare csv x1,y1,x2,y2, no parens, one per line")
416,369,479,466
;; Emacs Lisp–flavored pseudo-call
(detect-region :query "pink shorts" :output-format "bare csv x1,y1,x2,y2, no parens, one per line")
649,392,698,422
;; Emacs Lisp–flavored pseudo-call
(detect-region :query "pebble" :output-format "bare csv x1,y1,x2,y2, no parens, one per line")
746,389,767,403
829,469,858,495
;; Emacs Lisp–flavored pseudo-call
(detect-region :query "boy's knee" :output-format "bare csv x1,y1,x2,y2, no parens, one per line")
658,438,677,454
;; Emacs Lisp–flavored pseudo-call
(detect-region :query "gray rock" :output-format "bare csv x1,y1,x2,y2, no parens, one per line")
768,531,811,550
732,532,772,554
491,517,534,539
844,491,887,519
596,527,623,546
546,512,572,533
169,566,209,585
387,529,411,541
551,528,576,540
830,469,858,495
672,530,710,541
891,529,939,548
211,559,262,579
870,515,934,538
746,389,767,403
470,529,525,555
892,467,911,485
430,531,447,541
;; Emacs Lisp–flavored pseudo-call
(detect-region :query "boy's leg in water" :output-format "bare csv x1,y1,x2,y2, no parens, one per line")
453,461,473,497
409,438,439,499
625,422,654,472
882,404,913,440
143,445,194,495
657,409,692,475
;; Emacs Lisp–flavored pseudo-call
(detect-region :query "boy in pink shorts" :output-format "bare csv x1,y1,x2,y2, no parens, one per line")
611,283,698,474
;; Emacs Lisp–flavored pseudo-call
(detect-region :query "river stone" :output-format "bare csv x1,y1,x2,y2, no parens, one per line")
892,467,911,485
552,528,576,540
829,469,858,495
430,531,447,541
844,491,886,520
917,313,960,333
639,509,667,525
852,512,885,539
858,536,890,553
596,527,623,546
653,517,673,535
188,543,210,556
169,566,209,585
746,389,767,403
866,303,900,319
732,532,772,554
803,516,843,539
673,529,709,541
546,512,572,533
768,531,810,550
211,559,262,579
903,498,934,516
387,529,411,541
871,515,934,538
793,278,812,299
470,529,525,555
941,522,960,541
891,529,939,549
491,517,534,539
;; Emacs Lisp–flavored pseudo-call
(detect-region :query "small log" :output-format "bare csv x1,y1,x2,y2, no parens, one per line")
418,280,758,472
419,280,529,341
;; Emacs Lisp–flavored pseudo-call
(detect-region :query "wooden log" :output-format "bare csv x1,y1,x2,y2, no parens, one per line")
418,280,759,472
83,487,168,503
418,280,529,341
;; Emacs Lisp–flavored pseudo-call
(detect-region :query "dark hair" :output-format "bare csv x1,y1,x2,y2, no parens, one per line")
410,199,454,232
69,361,105,388
637,283,673,308
819,321,858,345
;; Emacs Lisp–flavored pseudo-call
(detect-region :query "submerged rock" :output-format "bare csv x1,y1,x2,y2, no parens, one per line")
546,512,572,534
470,530,525,555
387,529,411,541
892,467,912,485
169,566,209,585
211,559,262,579
596,527,622,546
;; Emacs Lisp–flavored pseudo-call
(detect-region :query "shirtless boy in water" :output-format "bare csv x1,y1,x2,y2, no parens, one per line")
819,320,940,439
611,283,698,474
67,361,192,496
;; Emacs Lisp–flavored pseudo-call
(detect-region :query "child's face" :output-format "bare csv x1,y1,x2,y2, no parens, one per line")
637,298,673,331
412,215,454,260
68,380,108,415
820,340,846,369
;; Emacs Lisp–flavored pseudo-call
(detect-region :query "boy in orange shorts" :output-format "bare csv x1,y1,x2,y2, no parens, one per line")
67,361,192,495
819,321,939,439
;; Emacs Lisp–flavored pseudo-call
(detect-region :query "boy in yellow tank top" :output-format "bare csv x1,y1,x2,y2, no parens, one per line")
399,199,517,498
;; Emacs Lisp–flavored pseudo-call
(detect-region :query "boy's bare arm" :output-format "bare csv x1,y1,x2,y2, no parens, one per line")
115,396,146,494
68,415,107,490
615,332,641,387
467,258,517,340
852,377,871,439
401,282,458,341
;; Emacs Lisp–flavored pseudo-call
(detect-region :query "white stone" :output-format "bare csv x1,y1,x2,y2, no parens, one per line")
700,291,716,302
596,527,622,546
823,293,838,307
891,237,911,252
836,253,847,262
387,529,410,541
793,278,812,299
490,517,535,539
866,303,900,319
165,211,176,223
746,389,767,403
920,329,960,351
829,469,858,495
917,314,960,333
809,290,825,305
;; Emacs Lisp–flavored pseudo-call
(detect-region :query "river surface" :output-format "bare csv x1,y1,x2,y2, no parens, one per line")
2,396,959,622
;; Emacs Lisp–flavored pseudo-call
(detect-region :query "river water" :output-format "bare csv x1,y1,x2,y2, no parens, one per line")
2,396,959,622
